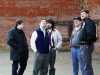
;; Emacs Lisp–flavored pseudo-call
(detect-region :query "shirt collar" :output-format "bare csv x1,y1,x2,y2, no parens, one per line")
74,26,81,31
40,24,45,32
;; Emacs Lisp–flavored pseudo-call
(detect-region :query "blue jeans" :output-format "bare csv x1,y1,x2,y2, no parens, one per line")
79,44,94,75
71,47,80,75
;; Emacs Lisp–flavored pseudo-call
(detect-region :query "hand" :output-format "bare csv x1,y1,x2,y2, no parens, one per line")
10,60,13,64
51,47,56,50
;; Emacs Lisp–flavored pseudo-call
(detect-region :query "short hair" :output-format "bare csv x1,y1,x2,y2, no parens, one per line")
15,20,23,28
16,20,23,25
81,9,89,14
73,17,82,21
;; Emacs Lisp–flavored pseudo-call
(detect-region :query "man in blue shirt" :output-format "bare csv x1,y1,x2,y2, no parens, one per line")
70,17,82,75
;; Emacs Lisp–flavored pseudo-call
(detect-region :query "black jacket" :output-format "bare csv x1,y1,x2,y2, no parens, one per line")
7,27,29,61
79,18,96,44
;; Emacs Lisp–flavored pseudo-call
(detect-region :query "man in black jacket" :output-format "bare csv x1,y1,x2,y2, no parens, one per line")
79,10,96,75
7,20,29,75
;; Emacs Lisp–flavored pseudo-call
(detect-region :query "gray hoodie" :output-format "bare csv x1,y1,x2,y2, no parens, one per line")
70,26,82,47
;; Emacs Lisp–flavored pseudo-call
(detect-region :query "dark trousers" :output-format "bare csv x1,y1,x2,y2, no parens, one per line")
80,44,94,75
71,47,80,75
49,48,56,75
33,53,49,75
12,59,27,75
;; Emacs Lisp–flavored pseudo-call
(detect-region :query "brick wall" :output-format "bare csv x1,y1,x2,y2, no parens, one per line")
0,0,100,52
0,0,80,48
87,0,100,19
0,0,80,20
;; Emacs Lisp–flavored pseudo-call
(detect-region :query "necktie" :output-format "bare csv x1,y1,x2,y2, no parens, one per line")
52,36,55,48
51,31,55,48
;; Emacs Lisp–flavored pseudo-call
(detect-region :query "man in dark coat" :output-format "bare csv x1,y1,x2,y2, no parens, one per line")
7,20,29,75
79,9,96,75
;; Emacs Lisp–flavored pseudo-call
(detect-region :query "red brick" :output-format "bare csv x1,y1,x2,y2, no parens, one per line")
0,0,80,18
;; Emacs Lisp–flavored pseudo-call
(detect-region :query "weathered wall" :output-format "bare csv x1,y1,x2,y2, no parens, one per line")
0,0,100,52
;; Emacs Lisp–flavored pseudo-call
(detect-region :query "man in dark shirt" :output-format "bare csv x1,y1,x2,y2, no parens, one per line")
7,20,29,75
79,9,96,75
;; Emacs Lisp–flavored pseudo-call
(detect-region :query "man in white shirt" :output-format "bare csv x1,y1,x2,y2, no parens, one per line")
46,19,62,75
30,19,50,75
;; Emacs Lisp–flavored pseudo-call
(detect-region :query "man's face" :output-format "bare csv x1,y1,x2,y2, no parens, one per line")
73,20,81,27
46,23,52,30
40,20,47,29
17,23,24,30
81,12,88,20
